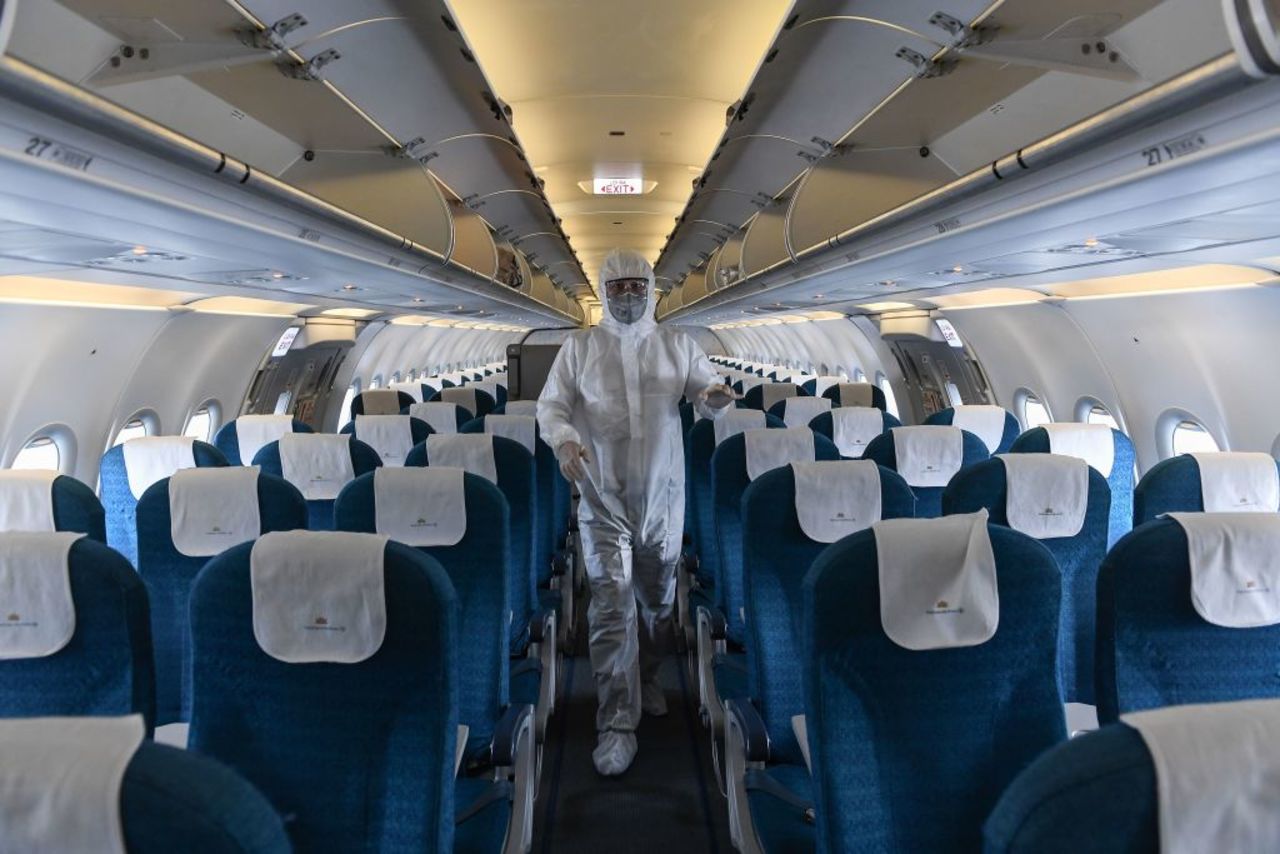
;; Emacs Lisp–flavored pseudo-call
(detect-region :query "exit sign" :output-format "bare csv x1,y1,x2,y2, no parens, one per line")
593,177,642,195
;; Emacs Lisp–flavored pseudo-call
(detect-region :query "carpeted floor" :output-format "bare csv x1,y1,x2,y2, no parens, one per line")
532,613,732,853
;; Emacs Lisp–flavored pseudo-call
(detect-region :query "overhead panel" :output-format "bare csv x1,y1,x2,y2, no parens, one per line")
741,196,792,277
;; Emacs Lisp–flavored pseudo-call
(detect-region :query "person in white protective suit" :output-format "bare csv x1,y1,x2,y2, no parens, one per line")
537,249,739,776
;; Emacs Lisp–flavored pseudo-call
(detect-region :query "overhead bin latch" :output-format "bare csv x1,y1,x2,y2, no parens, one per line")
928,12,996,50
395,137,439,166
895,47,958,79
238,13,308,52
277,48,341,81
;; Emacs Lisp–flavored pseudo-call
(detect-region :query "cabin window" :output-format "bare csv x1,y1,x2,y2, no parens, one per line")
1017,390,1052,429
273,391,292,416
11,435,60,471
877,372,900,418
390,371,402,384
112,412,156,447
1083,403,1119,430
183,401,220,442
370,375,383,389
338,382,359,430
406,369,417,382
1171,420,1220,455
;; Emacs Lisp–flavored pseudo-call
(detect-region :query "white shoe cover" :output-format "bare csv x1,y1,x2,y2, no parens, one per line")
641,680,668,717
593,731,638,776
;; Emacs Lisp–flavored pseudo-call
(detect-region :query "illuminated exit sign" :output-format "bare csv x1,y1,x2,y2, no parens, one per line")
593,177,642,195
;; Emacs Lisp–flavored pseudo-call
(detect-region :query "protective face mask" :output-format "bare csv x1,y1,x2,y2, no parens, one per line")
608,292,647,325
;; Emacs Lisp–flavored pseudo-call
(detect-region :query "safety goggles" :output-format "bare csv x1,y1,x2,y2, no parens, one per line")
604,277,647,297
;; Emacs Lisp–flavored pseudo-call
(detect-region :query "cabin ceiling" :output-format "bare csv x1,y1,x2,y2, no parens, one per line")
446,0,792,294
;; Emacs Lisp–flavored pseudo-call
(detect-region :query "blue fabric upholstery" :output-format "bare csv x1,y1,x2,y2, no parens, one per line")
1010,427,1135,548
821,383,887,411
121,741,291,854
942,459,1111,704
806,410,901,459
339,416,433,463
0,474,107,541
429,388,497,419
0,537,154,729
334,471,511,759
1095,516,1280,723
803,524,1065,852
135,473,308,724
350,390,416,418
712,431,841,647
984,724,1157,854
1134,453,1280,525
745,764,816,854
925,407,1020,454
687,414,786,585
189,539,460,853
862,429,990,518
742,464,915,766
101,441,228,567
740,383,807,411
252,437,382,531
407,435,537,655
213,418,312,466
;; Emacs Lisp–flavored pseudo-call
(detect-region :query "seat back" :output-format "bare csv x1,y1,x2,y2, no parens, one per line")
1134,453,1280,525
741,464,914,763
821,382,887,411
1011,426,1135,547
863,428,989,517
800,377,841,397
339,415,432,467
807,408,902,459
984,723,1156,854
943,458,1110,703
135,472,307,723
686,414,786,585
740,382,804,411
431,386,497,419
334,471,510,754
924,405,1020,454
189,538,459,853
0,471,106,541
406,434,537,650
712,429,841,645
213,417,313,466
470,380,507,407
100,439,227,566
0,536,154,728
804,524,1064,852
350,389,415,418
1095,516,1280,722
253,436,382,530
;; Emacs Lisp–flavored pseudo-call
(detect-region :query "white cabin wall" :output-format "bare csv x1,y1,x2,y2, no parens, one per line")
713,317,889,382
346,323,518,388
0,302,287,485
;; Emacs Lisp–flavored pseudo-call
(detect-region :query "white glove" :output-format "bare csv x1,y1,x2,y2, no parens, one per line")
700,383,742,410
556,441,589,481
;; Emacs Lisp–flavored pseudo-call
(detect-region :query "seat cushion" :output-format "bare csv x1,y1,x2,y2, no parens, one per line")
713,652,750,703
746,763,815,854
454,777,511,854
509,659,542,710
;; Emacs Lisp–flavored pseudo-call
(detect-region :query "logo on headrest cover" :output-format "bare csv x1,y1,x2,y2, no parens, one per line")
925,599,964,616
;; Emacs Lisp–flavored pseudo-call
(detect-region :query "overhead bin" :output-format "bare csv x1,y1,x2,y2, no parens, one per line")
448,201,499,281
741,197,791,278
282,153,454,259
713,231,746,290
681,267,710,306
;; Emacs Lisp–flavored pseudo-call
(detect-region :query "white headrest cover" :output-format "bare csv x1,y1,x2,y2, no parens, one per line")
951,405,1007,454
279,434,355,501
503,400,538,417
233,415,294,466
830,408,883,458
388,381,424,403
409,402,460,435
0,470,57,533
440,387,478,417
360,389,403,416
1168,512,1280,628
793,461,882,543
811,376,841,396
354,415,415,467
875,510,997,650
485,415,537,455
891,426,964,487
0,532,81,659
761,383,798,412
0,714,144,854
714,409,766,447
781,397,832,429
374,467,466,547
1043,423,1115,477
838,383,875,408
425,434,498,484
1191,452,1280,513
472,381,501,403
1122,699,1280,854
168,467,261,557
998,453,1089,539
250,531,387,663
122,437,196,500
744,428,816,481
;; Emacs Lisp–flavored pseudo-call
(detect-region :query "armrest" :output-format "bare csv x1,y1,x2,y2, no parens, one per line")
551,549,571,577
710,609,727,641
527,609,553,644
491,703,534,767
726,698,771,764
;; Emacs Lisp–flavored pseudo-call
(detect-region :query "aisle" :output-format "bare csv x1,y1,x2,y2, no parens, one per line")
532,620,732,853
